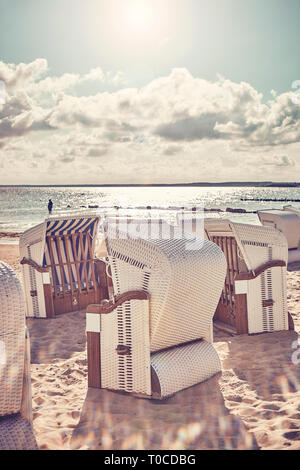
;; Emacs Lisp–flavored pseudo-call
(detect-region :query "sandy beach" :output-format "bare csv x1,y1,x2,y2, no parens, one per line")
0,240,299,450
1,0,300,452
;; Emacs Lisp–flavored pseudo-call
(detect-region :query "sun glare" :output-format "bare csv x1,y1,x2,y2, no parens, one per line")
124,1,154,34
92,0,174,53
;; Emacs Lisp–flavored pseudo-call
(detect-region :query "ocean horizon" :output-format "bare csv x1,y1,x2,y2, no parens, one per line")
1,185,300,233
0,181,299,188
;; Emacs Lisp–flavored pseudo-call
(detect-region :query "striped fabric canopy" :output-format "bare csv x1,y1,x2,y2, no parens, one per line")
43,217,100,293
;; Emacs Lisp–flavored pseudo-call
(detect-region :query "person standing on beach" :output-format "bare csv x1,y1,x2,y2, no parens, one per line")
48,199,53,214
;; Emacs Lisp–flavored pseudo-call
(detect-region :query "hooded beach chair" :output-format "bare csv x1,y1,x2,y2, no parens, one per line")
258,208,300,265
0,261,37,450
19,215,109,318
178,214,291,335
283,205,300,215
86,219,226,399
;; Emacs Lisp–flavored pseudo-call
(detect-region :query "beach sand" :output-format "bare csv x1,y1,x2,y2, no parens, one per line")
0,242,299,450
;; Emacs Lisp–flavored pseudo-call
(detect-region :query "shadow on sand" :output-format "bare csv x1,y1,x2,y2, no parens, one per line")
27,310,86,364
288,262,300,272
221,330,300,401
70,374,259,450
217,329,300,447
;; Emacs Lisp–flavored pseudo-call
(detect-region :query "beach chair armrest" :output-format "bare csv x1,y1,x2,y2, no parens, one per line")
86,291,151,390
234,259,288,334
86,290,150,315
235,259,286,281
20,257,49,273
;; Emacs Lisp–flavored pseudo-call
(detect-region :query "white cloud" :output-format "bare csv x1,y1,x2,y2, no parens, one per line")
111,70,126,86
0,59,48,90
44,68,300,148
261,155,295,167
0,60,299,183
27,66,106,98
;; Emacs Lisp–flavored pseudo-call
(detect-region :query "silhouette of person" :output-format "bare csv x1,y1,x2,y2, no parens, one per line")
48,199,53,214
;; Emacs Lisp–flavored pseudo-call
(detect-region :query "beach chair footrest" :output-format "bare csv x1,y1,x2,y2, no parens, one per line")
150,340,221,399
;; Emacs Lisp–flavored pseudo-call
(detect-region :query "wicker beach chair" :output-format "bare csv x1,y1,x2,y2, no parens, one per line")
179,215,291,335
19,215,108,318
258,209,300,250
86,219,226,399
0,262,37,450
283,205,300,216
258,208,300,265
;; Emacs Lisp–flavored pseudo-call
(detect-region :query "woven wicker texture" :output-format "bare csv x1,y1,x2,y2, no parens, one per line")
20,223,46,318
258,210,300,250
0,262,36,449
0,414,38,450
0,262,25,416
231,222,288,271
104,219,227,353
232,223,288,334
202,220,288,335
100,299,151,395
19,222,45,249
151,340,221,398
247,267,288,334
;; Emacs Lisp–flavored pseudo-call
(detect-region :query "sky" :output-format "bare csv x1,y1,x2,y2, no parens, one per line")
0,0,299,184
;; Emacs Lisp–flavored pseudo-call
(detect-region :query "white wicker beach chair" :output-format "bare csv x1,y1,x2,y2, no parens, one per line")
258,209,300,250
283,205,300,216
179,216,291,335
0,261,37,450
258,208,300,265
19,215,106,318
86,219,226,399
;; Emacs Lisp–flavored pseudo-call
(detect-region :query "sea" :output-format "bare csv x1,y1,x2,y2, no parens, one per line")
0,186,300,234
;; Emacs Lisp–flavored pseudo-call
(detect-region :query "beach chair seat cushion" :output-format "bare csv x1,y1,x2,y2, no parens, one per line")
151,340,221,398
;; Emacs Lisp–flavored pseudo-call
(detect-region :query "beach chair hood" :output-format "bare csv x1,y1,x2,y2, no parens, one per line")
103,218,227,353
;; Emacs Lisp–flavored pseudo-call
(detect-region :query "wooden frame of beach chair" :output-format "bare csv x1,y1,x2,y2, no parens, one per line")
19,215,109,318
0,261,37,450
203,219,292,335
86,219,226,399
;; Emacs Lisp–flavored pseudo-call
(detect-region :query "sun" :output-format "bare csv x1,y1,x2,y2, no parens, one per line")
124,1,154,34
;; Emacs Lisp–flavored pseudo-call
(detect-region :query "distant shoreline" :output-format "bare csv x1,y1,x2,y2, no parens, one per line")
0,182,300,188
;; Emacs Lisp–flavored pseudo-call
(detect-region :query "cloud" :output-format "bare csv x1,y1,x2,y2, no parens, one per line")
163,145,181,156
0,91,56,139
262,155,295,167
26,66,106,98
87,147,108,157
154,113,228,141
111,71,126,86
44,68,300,149
0,59,122,103
0,60,299,183
60,156,75,163
0,59,48,90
